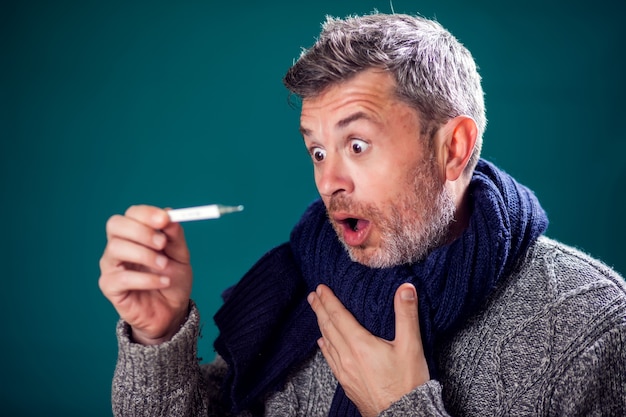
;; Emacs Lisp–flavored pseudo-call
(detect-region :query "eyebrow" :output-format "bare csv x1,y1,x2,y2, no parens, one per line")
337,111,373,129
300,111,376,137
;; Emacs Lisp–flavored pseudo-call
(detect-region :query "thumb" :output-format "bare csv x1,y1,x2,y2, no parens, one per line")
393,283,421,347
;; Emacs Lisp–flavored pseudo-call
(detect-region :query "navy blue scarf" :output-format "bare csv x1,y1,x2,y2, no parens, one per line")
214,159,548,416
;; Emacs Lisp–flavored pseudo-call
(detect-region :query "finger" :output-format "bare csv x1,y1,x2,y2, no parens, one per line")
101,237,169,273
316,284,366,334
308,285,363,353
99,270,170,298
307,287,344,352
117,206,190,265
316,336,341,377
393,283,422,348
106,214,168,252
124,205,171,230
160,221,191,265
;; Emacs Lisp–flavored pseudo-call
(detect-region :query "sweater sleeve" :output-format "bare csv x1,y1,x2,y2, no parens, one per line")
378,380,452,417
111,301,236,417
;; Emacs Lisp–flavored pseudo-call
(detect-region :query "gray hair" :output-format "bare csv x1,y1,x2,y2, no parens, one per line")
283,13,486,173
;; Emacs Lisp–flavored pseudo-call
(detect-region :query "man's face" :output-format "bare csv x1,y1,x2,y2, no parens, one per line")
300,69,455,268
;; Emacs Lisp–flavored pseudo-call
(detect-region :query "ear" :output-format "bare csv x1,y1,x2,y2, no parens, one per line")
436,116,478,182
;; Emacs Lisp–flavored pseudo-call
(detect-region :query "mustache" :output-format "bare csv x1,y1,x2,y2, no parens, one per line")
327,195,383,220
327,194,353,213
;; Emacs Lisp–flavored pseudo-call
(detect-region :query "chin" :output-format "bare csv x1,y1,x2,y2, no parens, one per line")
341,242,372,265
343,238,436,268
343,244,396,269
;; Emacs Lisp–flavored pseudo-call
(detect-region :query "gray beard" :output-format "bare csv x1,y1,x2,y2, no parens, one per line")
336,158,456,268
366,185,456,268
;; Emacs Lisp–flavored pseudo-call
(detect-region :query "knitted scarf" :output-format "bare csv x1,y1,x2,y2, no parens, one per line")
214,159,548,416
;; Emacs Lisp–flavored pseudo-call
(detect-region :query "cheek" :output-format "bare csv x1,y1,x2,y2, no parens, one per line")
356,173,398,206
361,163,408,199
313,168,326,193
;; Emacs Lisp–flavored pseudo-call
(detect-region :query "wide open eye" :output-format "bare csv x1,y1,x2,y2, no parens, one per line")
311,147,326,162
350,139,369,154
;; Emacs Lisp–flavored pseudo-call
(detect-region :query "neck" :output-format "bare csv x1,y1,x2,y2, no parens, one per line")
445,176,472,243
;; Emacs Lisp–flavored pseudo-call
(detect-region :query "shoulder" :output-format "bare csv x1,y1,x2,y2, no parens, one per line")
487,235,626,340
525,235,624,287
454,236,626,352
455,234,626,378
516,236,626,310
439,237,626,415
506,236,626,414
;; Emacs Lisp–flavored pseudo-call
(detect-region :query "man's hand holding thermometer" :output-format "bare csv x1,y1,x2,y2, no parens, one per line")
98,203,243,345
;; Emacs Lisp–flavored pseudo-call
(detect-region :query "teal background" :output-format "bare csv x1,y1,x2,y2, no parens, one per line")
2,1,624,415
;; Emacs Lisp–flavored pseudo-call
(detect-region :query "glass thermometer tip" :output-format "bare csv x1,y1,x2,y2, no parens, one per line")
218,204,245,216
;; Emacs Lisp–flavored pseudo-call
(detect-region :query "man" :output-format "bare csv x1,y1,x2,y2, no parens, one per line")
99,13,626,416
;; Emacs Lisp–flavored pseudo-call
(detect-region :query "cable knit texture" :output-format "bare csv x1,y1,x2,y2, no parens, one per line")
111,237,626,416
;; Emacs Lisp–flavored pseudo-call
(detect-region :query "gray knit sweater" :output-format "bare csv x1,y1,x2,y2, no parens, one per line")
111,237,626,416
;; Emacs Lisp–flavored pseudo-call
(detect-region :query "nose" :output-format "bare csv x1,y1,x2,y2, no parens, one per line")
315,155,354,198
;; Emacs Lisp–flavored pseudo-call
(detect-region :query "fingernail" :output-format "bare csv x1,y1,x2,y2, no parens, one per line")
401,289,416,301
156,255,168,269
153,233,166,248
307,292,315,305
153,212,167,225
160,276,170,286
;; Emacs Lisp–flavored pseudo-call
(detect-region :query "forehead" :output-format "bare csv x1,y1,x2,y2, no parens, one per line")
300,69,400,122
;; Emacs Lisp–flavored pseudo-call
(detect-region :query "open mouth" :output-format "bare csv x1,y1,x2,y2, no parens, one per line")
346,218,359,231
333,215,371,246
